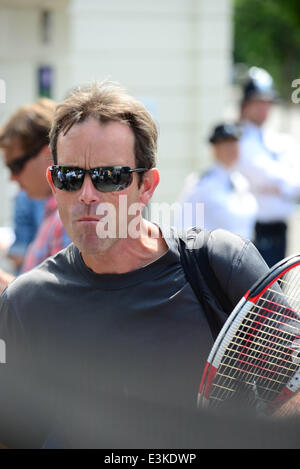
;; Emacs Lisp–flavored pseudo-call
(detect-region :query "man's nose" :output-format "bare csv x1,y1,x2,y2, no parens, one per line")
78,173,101,205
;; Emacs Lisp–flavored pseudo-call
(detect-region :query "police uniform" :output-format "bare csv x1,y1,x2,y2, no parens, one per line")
238,67,300,266
176,124,258,240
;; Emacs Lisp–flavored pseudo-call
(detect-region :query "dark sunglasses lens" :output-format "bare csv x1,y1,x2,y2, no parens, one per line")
8,155,32,175
92,167,133,192
9,161,24,175
7,147,43,175
50,166,136,192
51,168,84,191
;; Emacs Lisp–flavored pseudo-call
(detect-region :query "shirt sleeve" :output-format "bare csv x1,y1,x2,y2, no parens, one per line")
8,192,37,257
207,228,270,308
239,138,300,199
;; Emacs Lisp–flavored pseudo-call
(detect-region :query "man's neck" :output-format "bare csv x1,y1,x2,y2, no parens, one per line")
81,220,168,274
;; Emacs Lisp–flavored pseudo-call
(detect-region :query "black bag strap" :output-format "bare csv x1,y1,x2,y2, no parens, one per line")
192,229,233,314
178,228,234,340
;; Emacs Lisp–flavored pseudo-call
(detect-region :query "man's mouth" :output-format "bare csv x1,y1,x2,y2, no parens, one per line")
77,216,100,222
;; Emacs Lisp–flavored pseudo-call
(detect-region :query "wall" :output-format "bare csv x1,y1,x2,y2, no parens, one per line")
0,2,70,225
0,0,233,226
66,0,234,204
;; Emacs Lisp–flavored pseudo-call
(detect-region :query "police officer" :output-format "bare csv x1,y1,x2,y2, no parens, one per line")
177,123,258,240
238,66,300,267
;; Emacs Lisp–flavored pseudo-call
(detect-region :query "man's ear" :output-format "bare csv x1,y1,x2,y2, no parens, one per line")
46,167,56,195
139,168,160,207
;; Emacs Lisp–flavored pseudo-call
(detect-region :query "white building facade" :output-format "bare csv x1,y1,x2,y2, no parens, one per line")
0,0,233,225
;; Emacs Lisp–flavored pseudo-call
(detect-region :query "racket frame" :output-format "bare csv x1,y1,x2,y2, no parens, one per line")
198,254,300,411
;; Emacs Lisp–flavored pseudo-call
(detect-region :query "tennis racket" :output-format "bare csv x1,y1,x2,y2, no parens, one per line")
198,254,300,416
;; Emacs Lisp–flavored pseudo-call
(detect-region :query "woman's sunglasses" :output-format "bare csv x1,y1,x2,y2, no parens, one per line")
48,165,147,192
7,145,44,175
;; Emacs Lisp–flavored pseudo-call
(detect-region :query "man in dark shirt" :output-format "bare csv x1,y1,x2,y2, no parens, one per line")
0,81,296,449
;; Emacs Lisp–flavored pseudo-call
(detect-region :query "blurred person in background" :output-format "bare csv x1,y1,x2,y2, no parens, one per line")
238,66,300,267
176,123,257,241
7,190,45,274
0,98,70,291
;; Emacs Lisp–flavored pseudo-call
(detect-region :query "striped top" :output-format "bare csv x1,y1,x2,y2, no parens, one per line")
21,195,70,273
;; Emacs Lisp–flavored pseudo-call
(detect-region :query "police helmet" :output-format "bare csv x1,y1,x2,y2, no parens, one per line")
242,67,277,103
208,123,241,144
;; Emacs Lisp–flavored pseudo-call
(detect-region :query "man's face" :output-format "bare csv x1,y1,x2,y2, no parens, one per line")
242,98,272,126
53,117,144,255
2,139,51,199
213,139,239,167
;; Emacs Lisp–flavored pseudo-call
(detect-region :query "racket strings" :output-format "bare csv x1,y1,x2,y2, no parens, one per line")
207,266,300,408
268,283,300,300
234,312,300,356
224,344,297,375
227,336,296,371
251,303,300,330
256,270,300,390
211,327,297,403
212,316,298,402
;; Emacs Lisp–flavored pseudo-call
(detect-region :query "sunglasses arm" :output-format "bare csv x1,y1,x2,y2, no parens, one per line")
46,167,56,193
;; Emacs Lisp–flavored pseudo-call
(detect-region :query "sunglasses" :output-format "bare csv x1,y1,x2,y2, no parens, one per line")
6,146,45,175
48,165,147,192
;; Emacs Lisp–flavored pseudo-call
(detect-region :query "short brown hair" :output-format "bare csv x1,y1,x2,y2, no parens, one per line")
0,98,56,153
49,81,158,182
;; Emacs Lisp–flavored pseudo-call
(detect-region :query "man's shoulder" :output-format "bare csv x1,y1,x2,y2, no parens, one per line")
4,243,76,301
205,228,269,305
183,227,247,253
182,227,269,308
206,228,248,257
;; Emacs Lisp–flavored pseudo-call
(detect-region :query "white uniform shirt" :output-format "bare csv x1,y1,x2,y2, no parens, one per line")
176,163,258,240
238,121,300,223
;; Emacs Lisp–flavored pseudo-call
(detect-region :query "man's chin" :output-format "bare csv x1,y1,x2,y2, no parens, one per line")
77,235,120,256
